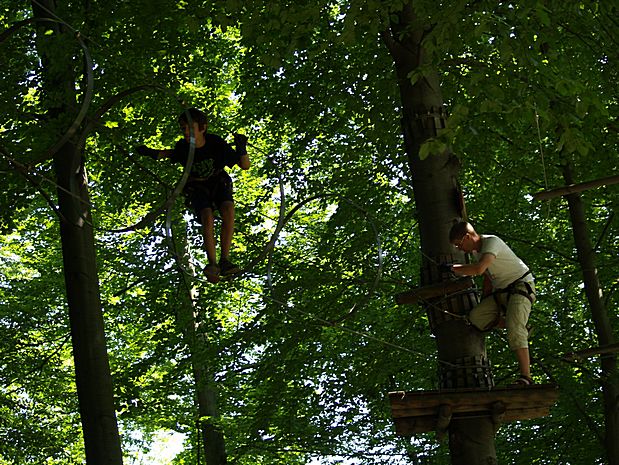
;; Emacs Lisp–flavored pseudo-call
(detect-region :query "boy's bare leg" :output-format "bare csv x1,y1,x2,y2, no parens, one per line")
200,208,217,265
219,201,235,260
515,347,531,378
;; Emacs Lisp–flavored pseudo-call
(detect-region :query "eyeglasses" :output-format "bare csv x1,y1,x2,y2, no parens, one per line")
453,234,468,250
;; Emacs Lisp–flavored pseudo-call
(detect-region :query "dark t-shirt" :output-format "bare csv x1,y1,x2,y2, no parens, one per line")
171,133,241,183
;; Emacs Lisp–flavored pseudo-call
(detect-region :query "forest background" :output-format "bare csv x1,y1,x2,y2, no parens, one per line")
1,1,618,464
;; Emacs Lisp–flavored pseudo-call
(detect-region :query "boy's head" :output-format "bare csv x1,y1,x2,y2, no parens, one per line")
449,221,478,252
178,108,208,142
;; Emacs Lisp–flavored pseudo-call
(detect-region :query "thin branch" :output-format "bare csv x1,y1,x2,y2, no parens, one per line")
0,146,68,223
563,343,619,362
501,234,576,264
593,211,614,252
0,17,36,44
79,85,161,146
532,175,619,202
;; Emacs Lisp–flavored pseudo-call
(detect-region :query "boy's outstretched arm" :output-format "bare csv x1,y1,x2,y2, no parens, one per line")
233,134,251,170
135,145,174,160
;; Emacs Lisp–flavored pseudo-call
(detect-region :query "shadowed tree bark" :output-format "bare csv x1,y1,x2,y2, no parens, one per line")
562,163,619,465
383,4,496,464
31,1,123,463
174,221,228,465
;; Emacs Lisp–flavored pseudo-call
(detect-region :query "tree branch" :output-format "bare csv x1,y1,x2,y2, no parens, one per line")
532,174,619,201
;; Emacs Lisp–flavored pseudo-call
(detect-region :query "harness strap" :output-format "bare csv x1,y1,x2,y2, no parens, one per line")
492,270,535,306
508,270,532,288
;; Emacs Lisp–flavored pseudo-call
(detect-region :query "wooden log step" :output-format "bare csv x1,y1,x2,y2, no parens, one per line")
389,384,559,435
395,277,475,305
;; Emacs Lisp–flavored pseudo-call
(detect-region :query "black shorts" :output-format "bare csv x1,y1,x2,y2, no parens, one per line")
184,177,233,222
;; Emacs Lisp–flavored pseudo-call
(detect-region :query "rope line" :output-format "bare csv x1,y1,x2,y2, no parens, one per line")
419,288,477,322
157,173,435,365
534,106,549,192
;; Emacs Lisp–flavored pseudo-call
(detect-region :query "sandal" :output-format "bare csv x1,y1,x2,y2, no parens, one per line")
513,375,534,386
219,258,241,277
204,264,221,284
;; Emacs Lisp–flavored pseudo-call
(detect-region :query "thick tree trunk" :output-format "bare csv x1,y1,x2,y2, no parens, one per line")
174,228,227,465
384,4,496,464
55,145,124,465
562,164,619,465
31,2,124,463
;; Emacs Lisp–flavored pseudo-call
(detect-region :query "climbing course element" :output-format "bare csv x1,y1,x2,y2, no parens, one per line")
389,383,559,438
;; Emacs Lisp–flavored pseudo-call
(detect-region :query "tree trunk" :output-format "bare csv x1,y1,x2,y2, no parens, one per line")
31,2,124,463
562,164,619,465
383,4,496,464
173,226,227,465
54,143,124,465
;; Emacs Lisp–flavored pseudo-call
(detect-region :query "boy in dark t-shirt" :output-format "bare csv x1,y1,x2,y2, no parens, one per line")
137,108,250,281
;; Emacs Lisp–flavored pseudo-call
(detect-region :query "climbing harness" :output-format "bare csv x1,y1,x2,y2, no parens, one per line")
491,270,535,307
483,270,536,330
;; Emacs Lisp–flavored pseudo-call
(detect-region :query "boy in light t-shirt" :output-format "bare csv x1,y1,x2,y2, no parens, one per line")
448,221,536,385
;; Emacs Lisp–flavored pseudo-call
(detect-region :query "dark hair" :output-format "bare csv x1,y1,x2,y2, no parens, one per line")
178,108,208,127
449,221,473,242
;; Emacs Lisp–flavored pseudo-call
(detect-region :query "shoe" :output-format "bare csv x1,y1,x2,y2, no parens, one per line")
204,263,221,283
512,375,534,386
219,258,240,277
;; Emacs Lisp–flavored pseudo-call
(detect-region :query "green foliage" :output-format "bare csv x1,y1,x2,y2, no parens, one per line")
0,209,84,462
0,0,617,464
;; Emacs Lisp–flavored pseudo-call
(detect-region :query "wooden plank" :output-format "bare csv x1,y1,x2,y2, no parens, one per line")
389,384,559,435
532,174,619,201
395,277,475,305
391,403,554,419
389,385,559,418
393,407,555,434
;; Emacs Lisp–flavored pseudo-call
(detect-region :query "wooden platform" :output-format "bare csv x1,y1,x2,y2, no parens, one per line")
395,277,474,305
389,384,559,436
